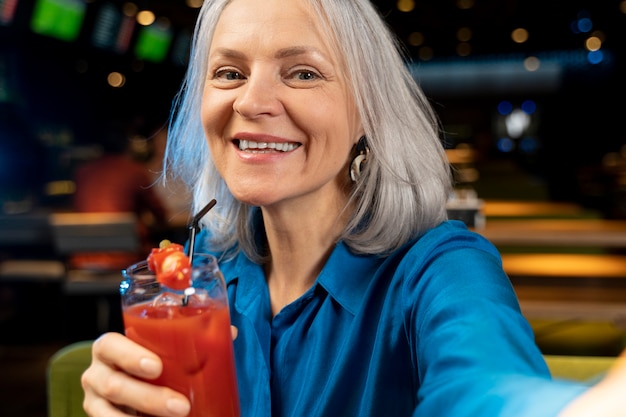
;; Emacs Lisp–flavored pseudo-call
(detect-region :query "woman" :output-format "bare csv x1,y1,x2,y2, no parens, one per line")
81,0,626,416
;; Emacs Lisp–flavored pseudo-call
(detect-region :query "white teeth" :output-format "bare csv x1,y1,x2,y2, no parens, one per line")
238,139,299,152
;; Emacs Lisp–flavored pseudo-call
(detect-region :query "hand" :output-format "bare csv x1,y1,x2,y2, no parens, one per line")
558,351,626,417
81,332,191,417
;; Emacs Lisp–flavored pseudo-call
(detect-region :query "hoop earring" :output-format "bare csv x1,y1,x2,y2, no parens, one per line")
350,136,369,183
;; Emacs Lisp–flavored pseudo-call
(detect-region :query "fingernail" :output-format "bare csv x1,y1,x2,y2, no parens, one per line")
166,398,190,416
139,358,160,375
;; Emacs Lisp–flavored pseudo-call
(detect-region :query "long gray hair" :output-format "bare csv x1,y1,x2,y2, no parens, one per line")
164,0,452,262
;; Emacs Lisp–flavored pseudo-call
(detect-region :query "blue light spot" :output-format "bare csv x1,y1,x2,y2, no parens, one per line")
519,137,538,153
587,50,604,64
497,137,514,153
577,17,593,33
521,100,536,114
497,101,513,115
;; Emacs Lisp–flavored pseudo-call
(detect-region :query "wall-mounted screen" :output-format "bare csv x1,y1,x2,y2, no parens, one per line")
91,2,136,54
30,0,86,42
134,24,172,63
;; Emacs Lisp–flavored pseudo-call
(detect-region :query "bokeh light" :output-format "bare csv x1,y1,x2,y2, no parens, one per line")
523,56,541,71
585,36,602,51
519,137,539,154
396,0,415,13
521,100,537,115
456,27,472,42
408,32,424,47
456,42,471,57
587,50,604,64
511,28,529,44
107,71,126,88
497,101,513,116
136,10,155,26
497,137,514,153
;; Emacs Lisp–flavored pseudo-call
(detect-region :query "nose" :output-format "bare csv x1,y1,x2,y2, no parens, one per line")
233,74,283,119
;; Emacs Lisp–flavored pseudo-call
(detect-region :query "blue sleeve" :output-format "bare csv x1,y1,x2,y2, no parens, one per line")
404,231,588,416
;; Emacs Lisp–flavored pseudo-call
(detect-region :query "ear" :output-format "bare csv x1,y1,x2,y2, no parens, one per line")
350,136,369,182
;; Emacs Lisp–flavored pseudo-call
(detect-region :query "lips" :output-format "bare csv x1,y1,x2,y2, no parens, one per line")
236,139,300,152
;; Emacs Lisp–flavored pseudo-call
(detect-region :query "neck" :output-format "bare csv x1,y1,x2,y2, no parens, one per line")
261,195,352,315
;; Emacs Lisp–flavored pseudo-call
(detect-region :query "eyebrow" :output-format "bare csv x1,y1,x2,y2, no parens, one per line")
275,45,326,60
210,45,329,61
210,48,246,60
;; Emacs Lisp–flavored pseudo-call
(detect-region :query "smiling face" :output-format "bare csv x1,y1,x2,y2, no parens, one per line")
201,0,363,210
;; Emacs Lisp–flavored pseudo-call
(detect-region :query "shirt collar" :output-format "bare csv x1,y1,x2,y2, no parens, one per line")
224,241,384,317
316,242,384,315
225,253,268,318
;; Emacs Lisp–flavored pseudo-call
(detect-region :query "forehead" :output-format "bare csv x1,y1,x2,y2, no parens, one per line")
212,0,336,57
218,0,318,27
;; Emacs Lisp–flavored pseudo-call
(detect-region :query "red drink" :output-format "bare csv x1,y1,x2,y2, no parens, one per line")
121,254,240,417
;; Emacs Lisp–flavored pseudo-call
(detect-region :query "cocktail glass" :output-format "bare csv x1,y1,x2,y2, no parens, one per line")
120,253,240,417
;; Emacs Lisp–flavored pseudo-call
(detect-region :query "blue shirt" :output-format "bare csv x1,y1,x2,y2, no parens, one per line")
196,220,587,417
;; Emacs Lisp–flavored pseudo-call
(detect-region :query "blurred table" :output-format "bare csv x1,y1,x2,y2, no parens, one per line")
481,200,595,219
469,204,626,324
500,253,626,324
476,219,626,248
502,253,626,279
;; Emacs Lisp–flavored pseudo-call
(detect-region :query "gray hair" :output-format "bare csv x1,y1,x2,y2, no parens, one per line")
164,0,452,262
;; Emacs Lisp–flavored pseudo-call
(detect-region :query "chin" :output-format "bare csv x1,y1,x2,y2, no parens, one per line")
230,189,278,207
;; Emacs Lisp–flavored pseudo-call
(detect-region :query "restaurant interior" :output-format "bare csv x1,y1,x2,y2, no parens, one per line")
1,0,626,416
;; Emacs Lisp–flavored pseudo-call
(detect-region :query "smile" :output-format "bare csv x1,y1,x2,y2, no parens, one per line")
237,139,300,152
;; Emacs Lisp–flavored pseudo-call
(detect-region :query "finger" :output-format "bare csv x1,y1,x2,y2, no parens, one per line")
231,325,238,340
125,383,191,417
83,336,190,417
82,360,141,417
83,361,190,417
83,394,136,417
93,332,162,379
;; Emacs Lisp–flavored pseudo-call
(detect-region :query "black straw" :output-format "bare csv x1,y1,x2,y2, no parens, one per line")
187,199,217,265
182,199,217,307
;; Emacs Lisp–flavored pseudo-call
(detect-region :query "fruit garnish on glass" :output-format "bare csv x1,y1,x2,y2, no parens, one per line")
145,199,217,291
147,239,192,290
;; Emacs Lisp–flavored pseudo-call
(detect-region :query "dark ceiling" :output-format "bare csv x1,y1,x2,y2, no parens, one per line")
1,0,624,131
7,0,625,61
136,0,626,59
373,0,625,58
1,0,625,208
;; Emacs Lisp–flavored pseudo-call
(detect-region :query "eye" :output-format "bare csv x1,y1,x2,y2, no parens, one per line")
284,67,324,87
214,68,245,81
295,70,318,81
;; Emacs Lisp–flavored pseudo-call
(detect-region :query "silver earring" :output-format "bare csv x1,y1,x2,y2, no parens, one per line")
350,136,369,182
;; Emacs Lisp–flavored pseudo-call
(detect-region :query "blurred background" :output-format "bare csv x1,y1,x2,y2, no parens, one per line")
1,1,626,416
0,0,625,214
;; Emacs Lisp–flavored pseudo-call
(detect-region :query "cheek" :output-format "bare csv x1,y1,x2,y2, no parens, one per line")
200,92,220,133
307,90,360,139
201,93,231,152
306,106,359,161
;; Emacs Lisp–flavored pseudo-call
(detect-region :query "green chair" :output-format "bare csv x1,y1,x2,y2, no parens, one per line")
47,340,94,417
544,354,617,383
531,318,626,357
